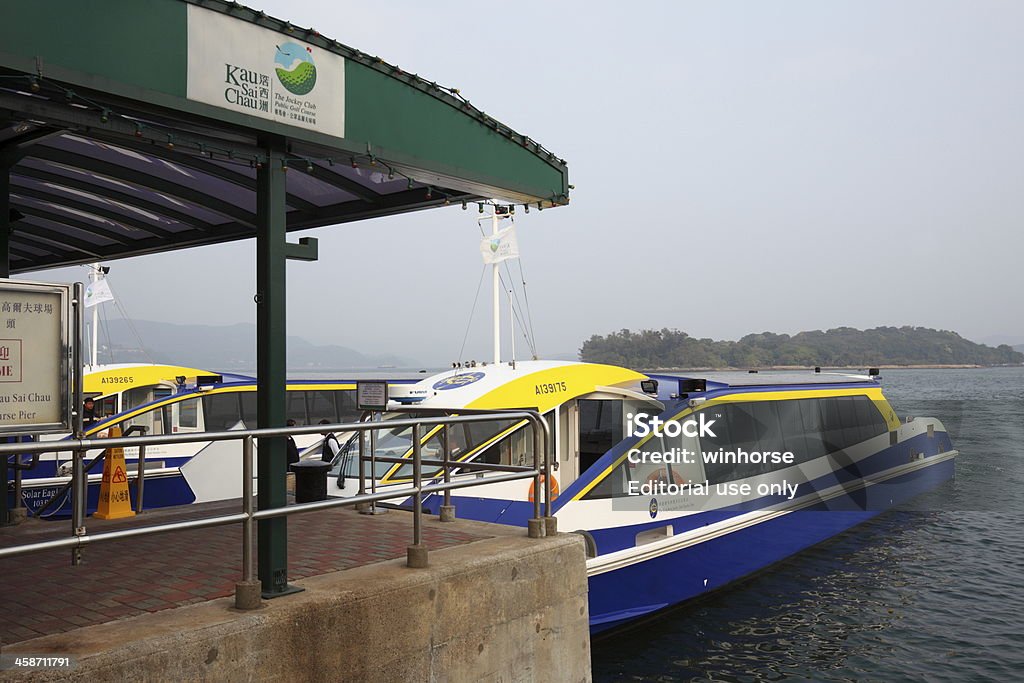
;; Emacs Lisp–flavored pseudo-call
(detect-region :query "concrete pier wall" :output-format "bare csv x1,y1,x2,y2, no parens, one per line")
4,530,591,682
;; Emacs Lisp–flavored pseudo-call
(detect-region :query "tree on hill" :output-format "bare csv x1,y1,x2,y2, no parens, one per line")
579,326,1024,368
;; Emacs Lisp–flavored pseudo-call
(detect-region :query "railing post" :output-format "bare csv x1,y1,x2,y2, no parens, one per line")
439,423,455,522
407,423,428,567
542,416,557,536
235,435,261,609
528,418,544,538
355,426,369,512
135,438,148,514
71,446,86,565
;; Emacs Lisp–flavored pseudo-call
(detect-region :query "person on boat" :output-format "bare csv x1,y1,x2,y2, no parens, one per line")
318,419,341,463
286,418,300,465
82,397,97,428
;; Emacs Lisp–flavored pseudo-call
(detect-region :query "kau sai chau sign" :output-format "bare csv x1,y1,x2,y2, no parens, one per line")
0,280,72,435
186,4,345,138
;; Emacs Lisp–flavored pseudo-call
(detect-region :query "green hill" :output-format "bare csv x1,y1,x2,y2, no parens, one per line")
579,326,1024,369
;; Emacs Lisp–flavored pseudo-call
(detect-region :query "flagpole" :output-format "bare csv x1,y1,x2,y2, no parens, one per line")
89,264,99,369
492,209,500,365
509,288,515,365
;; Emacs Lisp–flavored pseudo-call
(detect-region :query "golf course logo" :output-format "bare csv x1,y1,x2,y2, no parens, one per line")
274,43,317,96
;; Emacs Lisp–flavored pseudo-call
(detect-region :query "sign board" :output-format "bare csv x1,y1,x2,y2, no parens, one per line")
0,280,72,435
357,382,389,411
186,3,346,139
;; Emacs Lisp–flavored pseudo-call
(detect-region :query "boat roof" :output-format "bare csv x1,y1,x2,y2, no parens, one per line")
656,370,877,388
391,360,649,413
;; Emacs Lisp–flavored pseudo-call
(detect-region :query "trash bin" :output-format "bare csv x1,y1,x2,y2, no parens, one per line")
290,460,332,503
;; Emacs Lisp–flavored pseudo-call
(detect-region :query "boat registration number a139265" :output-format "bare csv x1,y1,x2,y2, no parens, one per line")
100,376,134,384
535,381,567,395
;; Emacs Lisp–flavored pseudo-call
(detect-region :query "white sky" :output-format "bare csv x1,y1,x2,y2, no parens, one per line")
29,0,1024,364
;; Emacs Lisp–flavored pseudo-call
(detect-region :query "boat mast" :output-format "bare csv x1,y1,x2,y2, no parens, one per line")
89,263,99,369
492,209,500,365
509,288,515,365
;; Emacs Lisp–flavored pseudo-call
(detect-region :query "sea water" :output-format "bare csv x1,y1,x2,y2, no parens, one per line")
592,367,1024,682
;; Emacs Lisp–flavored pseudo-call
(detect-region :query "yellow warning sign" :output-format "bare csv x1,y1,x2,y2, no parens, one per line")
93,426,136,520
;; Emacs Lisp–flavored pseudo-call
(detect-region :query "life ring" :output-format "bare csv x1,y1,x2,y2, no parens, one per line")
528,474,559,502
645,468,686,486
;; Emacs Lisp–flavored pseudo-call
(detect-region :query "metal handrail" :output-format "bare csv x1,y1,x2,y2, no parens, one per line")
0,410,555,586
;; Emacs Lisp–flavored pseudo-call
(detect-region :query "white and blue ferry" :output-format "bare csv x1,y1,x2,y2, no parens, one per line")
5,364,372,517
329,360,957,632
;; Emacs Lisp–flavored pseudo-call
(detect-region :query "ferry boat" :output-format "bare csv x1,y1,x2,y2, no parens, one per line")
326,360,957,632
6,364,376,517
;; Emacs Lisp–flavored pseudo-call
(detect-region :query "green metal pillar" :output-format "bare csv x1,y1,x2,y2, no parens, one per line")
254,136,296,597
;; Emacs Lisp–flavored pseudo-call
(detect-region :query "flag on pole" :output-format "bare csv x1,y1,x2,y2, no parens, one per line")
84,279,114,308
480,225,520,264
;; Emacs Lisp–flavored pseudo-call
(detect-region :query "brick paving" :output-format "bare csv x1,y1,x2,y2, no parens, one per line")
0,501,491,647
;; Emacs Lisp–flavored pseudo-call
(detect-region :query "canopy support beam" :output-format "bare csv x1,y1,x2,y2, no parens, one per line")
255,134,298,598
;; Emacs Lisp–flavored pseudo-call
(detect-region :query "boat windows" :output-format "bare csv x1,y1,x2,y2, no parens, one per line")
581,394,892,496
205,389,358,431
388,417,520,480
700,395,890,484
203,393,247,431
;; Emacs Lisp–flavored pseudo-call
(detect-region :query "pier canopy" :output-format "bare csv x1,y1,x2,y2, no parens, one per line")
0,0,569,273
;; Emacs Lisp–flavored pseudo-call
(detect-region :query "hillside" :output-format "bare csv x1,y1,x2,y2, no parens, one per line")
94,319,416,370
580,326,1024,369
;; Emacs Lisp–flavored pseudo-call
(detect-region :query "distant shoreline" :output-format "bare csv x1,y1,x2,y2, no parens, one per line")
640,364,1019,372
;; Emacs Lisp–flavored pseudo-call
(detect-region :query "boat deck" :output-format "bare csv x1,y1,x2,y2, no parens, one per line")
0,500,494,647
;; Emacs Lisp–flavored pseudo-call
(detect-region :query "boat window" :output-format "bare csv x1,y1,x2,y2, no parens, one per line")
123,386,154,411
581,406,699,500
856,398,889,442
388,417,519,480
475,422,531,467
578,400,623,474
338,390,358,422
700,402,788,482
93,394,118,420
203,393,243,431
286,391,307,424
178,397,200,429
107,402,170,436
239,392,257,428
307,390,337,423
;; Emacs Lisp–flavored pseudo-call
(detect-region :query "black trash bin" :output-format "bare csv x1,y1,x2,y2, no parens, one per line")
290,460,332,503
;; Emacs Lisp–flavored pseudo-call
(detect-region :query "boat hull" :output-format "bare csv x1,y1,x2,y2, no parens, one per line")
587,455,954,633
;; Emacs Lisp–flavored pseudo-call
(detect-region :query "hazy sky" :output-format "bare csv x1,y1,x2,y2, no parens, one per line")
28,1,1024,365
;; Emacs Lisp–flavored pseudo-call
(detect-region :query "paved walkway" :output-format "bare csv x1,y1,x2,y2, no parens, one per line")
0,501,491,647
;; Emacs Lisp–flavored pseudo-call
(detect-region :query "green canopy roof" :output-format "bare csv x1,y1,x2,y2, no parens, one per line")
0,0,569,273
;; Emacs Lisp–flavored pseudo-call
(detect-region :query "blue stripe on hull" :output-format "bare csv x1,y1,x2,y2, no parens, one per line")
588,458,954,633
9,475,197,519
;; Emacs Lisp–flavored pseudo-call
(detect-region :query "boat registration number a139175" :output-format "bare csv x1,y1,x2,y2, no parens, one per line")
535,381,567,395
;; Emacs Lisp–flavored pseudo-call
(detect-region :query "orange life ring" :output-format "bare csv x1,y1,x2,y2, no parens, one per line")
645,468,686,486
528,474,559,502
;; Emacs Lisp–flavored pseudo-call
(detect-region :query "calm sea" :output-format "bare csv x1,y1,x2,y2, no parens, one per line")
592,367,1024,682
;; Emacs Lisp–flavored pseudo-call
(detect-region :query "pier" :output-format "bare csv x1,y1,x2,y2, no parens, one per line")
1,502,590,681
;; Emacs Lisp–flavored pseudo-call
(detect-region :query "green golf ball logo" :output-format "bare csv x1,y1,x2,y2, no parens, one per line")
275,42,317,96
